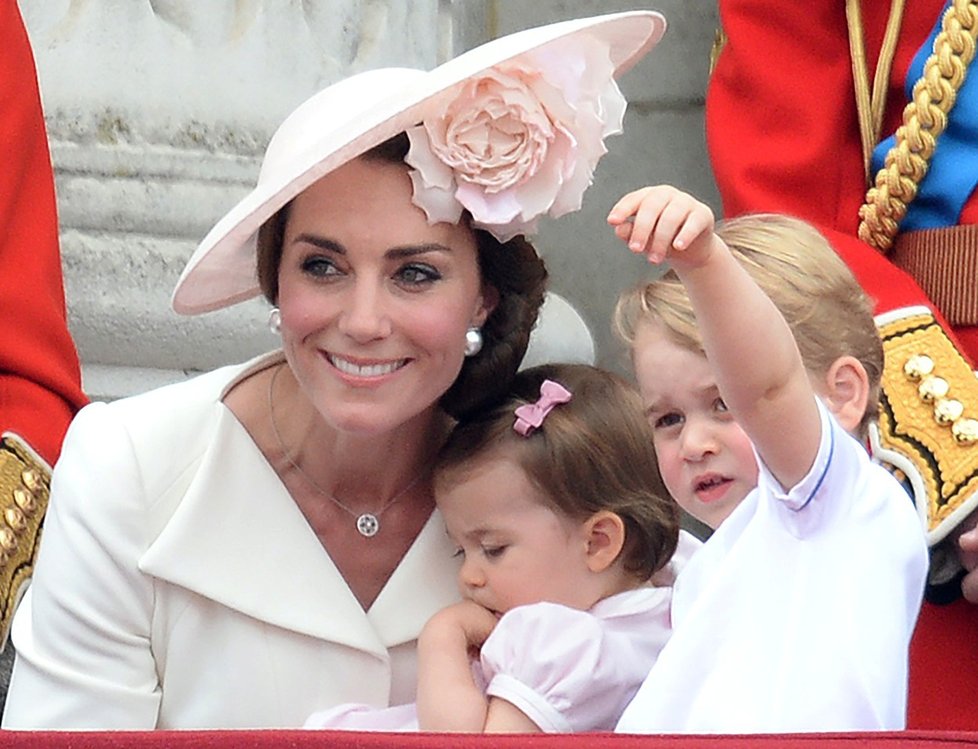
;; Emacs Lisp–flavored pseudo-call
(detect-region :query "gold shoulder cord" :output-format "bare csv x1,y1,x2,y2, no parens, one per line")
709,28,726,76
847,0,907,182
857,0,978,251
873,308,978,544
0,434,51,650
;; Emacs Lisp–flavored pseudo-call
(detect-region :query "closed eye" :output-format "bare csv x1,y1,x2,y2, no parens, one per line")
482,545,507,559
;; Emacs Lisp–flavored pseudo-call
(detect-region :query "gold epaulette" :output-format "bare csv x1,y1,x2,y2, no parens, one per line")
0,433,51,651
870,306,978,545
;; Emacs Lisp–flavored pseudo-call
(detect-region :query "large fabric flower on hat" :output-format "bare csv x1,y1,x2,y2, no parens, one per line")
405,35,627,242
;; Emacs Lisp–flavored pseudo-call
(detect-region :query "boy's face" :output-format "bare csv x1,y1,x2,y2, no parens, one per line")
632,323,759,530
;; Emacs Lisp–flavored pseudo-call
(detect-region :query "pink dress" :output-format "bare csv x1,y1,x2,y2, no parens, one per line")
305,584,675,733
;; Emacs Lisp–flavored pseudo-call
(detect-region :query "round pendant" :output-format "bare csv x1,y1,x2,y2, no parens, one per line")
356,513,380,537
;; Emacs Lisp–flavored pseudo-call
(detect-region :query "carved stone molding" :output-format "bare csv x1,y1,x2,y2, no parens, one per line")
20,0,450,399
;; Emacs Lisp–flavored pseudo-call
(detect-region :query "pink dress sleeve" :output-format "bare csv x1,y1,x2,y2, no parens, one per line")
303,702,419,732
479,589,671,732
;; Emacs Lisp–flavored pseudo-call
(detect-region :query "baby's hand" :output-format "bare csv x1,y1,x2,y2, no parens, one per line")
607,185,717,267
422,600,499,653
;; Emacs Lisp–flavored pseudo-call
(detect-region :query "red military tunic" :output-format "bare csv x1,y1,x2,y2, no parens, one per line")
0,0,86,465
0,0,87,647
707,0,978,730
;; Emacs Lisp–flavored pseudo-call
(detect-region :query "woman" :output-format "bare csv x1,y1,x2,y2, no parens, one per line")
2,11,665,729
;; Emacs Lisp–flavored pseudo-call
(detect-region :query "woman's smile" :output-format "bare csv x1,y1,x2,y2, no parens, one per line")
326,352,410,380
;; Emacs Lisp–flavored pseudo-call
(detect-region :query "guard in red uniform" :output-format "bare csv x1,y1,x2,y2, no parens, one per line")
707,0,978,730
0,0,87,647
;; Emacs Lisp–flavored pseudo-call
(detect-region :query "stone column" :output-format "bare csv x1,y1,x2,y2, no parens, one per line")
21,0,453,400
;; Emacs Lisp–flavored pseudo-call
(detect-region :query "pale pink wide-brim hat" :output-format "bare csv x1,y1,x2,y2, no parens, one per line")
171,10,666,315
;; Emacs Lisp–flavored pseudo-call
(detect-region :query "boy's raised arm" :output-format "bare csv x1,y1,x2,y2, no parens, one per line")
608,186,822,489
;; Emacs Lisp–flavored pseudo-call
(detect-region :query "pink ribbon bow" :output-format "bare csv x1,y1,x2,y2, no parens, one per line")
513,379,572,436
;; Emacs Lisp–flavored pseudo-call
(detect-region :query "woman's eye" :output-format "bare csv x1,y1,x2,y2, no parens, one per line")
654,412,683,430
483,545,507,559
396,263,441,286
301,256,340,278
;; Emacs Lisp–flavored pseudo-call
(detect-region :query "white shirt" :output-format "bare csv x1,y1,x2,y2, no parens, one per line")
616,401,929,733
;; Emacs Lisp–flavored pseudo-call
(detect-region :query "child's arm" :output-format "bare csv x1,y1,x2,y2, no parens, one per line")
416,600,502,732
609,186,821,489
484,699,542,733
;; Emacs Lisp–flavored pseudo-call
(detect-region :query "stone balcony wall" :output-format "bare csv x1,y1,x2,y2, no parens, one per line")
21,0,719,399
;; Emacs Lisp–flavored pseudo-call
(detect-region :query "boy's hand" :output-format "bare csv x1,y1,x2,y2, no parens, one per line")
608,185,719,268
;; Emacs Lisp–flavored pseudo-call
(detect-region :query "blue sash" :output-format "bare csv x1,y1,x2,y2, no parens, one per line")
870,0,978,230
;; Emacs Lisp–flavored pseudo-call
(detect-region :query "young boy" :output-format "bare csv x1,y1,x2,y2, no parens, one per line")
608,186,928,732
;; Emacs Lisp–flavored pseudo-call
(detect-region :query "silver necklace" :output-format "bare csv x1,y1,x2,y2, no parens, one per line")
267,364,427,537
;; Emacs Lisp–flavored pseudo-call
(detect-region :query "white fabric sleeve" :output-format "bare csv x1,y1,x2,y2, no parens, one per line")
480,602,631,733
2,402,161,728
755,398,855,537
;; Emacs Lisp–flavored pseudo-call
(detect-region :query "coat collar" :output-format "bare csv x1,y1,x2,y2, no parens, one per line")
139,403,460,660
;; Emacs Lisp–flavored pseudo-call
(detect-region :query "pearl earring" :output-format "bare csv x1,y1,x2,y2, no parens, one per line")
464,326,483,357
268,307,282,335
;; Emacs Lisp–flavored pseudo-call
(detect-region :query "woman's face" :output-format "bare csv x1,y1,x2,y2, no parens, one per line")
277,156,495,436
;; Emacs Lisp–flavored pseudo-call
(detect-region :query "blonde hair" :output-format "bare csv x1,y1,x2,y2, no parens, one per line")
433,363,679,582
614,214,883,438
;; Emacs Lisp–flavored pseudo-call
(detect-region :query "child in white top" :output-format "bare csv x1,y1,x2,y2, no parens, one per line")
306,363,689,733
608,187,929,732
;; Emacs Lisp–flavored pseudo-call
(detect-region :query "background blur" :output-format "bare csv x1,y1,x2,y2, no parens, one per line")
20,0,720,400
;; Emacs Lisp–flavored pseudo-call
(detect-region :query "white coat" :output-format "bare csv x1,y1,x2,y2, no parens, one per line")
2,352,461,729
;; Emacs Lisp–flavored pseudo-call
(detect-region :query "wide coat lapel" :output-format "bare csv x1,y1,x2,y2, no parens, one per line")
139,405,460,659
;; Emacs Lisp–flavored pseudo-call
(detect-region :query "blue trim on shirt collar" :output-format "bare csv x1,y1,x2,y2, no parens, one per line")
795,419,834,512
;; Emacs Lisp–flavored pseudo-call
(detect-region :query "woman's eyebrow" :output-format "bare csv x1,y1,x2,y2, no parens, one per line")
387,243,454,259
290,236,453,259
292,233,345,253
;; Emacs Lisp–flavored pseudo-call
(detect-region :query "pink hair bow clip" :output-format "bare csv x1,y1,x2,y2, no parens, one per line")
513,379,572,436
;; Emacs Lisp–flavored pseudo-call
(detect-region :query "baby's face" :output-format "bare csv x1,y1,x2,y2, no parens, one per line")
632,322,759,530
435,456,594,615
